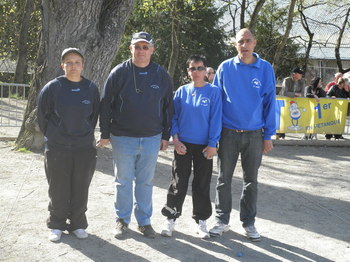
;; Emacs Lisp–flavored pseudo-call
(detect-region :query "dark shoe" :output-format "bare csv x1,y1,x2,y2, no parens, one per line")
114,219,128,238
138,224,156,238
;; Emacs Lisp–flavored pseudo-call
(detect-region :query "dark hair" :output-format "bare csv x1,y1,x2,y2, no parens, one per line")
186,55,207,67
310,77,321,89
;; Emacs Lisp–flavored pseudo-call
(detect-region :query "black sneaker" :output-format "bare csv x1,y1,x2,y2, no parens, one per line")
138,224,156,238
114,219,128,238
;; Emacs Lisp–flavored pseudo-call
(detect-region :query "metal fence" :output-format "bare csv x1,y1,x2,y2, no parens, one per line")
0,82,349,135
0,83,29,127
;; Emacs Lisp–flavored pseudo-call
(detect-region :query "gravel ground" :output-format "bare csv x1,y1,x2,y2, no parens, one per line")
0,138,349,262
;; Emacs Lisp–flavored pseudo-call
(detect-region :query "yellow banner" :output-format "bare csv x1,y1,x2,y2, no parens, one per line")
276,97,349,134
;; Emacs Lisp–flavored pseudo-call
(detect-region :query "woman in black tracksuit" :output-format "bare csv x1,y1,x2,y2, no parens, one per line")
37,48,99,242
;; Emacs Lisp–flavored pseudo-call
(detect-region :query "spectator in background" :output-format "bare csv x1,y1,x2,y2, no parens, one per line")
277,67,305,139
304,77,326,140
325,72,343,92
206,67,215,83
343,72,350,91
325,77,350,140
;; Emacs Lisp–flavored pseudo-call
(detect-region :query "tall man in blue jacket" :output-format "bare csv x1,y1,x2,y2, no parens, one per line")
98,32,173,239
209,28,276,241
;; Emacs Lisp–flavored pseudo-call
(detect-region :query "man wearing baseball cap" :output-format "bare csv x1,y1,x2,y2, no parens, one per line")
98,32,173,239
277,67,306,139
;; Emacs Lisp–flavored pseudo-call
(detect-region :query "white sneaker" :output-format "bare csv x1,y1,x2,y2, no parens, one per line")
72,228,88,239
196,220,210,239
244,225,261,242
209,221,230,236
48,229,62,242
161,219,175,237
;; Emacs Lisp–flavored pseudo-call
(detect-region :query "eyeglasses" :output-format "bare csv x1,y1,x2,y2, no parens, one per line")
188,66,206,72
208,72,215,75
133,45,151,50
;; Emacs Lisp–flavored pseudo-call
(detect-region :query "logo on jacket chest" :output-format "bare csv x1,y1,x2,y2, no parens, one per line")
200,97,210,106
252,78,261,89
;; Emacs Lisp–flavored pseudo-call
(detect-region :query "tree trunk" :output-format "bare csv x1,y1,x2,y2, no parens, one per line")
15,0,135,150
272,0,297,72
14,0,34,84
298,5,314,74
335,6,350,73
249,0,266,33
167,17,180,84
240,0,246,29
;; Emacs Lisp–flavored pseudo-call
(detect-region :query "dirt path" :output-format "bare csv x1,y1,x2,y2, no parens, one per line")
0,140,349,262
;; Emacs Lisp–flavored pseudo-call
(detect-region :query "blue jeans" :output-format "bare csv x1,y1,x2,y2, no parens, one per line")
110,134,161,226
215,128,263,227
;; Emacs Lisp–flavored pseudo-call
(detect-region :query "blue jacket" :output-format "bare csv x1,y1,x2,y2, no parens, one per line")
214,53,276,140
37,76,100,150
171,83,222,147
99,59,173,140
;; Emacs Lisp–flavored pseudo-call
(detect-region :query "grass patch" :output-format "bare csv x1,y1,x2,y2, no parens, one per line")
17,147,30,153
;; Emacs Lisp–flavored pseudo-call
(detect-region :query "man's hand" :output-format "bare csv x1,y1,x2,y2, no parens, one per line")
96,138,110,148
160,140,169,151
263,140,273,153
202,146,217,159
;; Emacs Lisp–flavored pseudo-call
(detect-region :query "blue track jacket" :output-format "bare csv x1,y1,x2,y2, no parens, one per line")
171,83,222,147
213,53,276,140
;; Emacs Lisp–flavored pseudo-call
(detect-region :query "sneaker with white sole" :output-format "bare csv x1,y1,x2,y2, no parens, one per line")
244,225,261,242
209,221,230,236
196,220,210,239
161,218,175,237
48,229,62,242
72,228,88,239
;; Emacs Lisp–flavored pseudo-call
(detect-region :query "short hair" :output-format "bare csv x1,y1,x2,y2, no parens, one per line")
232,28,255,44
334,72,343,78
186,55,207,67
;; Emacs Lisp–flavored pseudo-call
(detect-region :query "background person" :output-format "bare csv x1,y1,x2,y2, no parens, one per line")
205,67,215,83
277,67,305,139
325,77,350,140
304,77,326,140
37,48,100,242
160,55,222,239
324,72,343,92
209,28,276,242
98,32,173,239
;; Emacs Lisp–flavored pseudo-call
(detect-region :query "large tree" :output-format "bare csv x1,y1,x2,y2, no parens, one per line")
15,0,135,150
0,0,41,83
14,0,35,84
114,0,231,88
253,0,304,79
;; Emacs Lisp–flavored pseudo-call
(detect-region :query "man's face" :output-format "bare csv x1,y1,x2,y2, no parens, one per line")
293,73,303,81
61,53,84,78
129,41,154,65
206,68,215,83
235,30,257,59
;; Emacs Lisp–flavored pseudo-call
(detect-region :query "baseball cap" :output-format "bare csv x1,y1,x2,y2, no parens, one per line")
292,67,304,75
131,32,153,45
61,48,84,61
